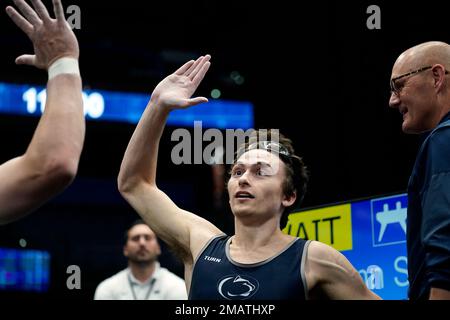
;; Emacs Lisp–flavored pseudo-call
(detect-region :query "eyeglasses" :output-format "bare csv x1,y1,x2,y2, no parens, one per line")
390,65,450,94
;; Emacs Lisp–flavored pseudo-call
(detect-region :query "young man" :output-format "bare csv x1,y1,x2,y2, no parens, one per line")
118,55,379,299
389,41,450,300
0,0,85,225
94,220,186,300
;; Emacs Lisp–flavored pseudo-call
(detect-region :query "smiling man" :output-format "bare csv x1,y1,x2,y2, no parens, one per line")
117,55,379,300
389,41,450,300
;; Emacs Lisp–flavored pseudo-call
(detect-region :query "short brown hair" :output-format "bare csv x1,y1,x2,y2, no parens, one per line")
123,219,148,244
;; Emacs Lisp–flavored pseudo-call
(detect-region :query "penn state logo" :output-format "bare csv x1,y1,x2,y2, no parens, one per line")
217,275,259,300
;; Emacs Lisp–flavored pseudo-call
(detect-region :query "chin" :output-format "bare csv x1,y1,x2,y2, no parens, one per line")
231,206,254,217
402,122,427,134
402,121,417,134
402,125,414,134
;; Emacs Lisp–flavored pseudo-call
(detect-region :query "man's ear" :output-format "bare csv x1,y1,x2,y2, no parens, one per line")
432,64,447,92
156,240,162,256
282,191,297,207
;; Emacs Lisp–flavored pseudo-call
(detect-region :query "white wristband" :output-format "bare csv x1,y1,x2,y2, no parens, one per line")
48,57,80,80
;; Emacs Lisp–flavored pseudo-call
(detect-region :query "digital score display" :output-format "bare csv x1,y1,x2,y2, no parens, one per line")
0,82,254,129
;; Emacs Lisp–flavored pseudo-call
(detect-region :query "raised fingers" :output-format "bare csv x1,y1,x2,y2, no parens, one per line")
185,56,204,77
175,59,195,75
52,0,65,21
5,6,34,37
192,60,211,87
12,0,42,26
189,55,211,80
30,0,51,22
188,54,210,77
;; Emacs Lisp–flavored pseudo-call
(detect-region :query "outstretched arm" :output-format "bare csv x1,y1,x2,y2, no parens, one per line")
0,0,85,225
118,55,222,261
305,241,381,300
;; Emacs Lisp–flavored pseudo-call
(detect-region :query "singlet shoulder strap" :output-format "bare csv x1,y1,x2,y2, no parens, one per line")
192,233,228,266
300,239,312,300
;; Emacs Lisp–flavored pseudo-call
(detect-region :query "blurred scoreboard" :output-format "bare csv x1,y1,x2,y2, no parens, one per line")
0,82,254,129
284,193,408,299
0,248,50,293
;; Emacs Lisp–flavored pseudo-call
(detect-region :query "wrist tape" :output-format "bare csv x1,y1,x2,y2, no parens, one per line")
48,57,80,79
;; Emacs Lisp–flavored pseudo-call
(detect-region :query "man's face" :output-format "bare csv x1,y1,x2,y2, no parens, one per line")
389,59,437,134
227,149,295,222
124,224,161,264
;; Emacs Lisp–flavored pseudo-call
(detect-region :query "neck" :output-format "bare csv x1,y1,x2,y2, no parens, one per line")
233,215,287,250
438,104,450,123
129,261,156,283
432,97,450,127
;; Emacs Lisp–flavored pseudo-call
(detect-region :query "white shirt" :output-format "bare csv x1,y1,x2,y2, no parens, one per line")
94,262,187,300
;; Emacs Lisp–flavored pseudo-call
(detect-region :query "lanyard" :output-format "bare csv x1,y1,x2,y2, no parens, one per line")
128,274,156,300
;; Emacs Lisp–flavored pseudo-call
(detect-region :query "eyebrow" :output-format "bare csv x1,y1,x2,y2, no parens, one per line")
233,161,272,168
131,233,152,238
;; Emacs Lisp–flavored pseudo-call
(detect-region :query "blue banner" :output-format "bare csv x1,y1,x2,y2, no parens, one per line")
0,82,254,129
285,193,408,299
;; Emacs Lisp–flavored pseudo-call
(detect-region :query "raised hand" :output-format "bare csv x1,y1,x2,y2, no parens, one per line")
150,55,211,111
5,0,79,69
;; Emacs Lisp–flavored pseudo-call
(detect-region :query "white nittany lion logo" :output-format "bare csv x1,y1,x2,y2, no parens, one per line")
217,275,259,300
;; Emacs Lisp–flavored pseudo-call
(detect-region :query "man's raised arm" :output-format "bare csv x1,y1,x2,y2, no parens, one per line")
0,0,85,224
118,55,222,258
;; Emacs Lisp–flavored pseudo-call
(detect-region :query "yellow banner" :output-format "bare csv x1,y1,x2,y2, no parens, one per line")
283,204,353,251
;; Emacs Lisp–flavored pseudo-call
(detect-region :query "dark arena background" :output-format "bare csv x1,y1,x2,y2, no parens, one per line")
0,0,448,303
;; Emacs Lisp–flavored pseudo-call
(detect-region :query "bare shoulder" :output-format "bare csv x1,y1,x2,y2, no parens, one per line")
304,241,342,289
306,240,344,269
305,241,380,300
306,240,361,284
181,210,225,263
